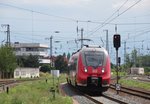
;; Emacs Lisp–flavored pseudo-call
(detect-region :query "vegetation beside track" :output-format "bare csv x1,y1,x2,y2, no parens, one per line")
0,73,72,104
119,79,150,90
111,71,150,90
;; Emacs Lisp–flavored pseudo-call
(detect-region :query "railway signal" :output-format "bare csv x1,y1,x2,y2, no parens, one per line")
113,34,121,94
113,34,120,50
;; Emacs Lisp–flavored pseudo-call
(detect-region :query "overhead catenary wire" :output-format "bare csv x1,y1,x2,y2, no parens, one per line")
0,1,147,50
86,0,129,36
0,3,77,22
102,0,129,26
11,31,76,40
87,0,142,37
10,32,78,47
77,20,150,25
127,30,150,39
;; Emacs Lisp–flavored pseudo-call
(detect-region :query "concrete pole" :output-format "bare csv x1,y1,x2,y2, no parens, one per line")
81,28,84,48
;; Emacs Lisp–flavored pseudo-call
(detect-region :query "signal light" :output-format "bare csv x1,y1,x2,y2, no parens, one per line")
113,34,121,50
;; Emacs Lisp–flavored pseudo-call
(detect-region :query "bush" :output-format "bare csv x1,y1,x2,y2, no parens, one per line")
40,64,51,72
39,72,51,77
144,67,150,75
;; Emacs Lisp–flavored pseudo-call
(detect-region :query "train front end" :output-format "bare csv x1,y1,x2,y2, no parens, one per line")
76,46,111,91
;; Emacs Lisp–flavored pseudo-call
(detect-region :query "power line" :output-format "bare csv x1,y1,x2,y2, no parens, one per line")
118,13,150,20
79,21,150,25
11,32,78,44
87,0,142,37
123,30,150,42
86,0,129,36
102,0,129,26
11,31,77,39
0,3,76,22
115,23,150,25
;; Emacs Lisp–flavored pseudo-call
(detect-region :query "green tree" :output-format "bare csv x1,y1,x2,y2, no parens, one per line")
131,49,137,67
26,55,39,67
67,53,71,60
54,55,67,72
124,49,137,69
139,55,150,67
17,55,39,68
125,54,133,68
0,45,17,78
63,52,66,57
40,64,51,73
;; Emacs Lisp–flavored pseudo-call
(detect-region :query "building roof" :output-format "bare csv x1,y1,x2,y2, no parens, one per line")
11,42,49,48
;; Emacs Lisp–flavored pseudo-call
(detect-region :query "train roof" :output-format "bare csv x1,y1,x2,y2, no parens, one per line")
72,45,108,55
68,45,109,65
81,45,106,51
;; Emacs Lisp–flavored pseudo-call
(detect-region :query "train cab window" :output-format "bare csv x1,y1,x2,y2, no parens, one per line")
83,51,104,67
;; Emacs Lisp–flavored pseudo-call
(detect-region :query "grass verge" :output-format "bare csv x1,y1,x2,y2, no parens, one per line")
119,79,150,90
0,74,72,104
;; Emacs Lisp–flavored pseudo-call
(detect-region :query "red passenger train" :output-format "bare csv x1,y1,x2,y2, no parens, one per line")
67,45,111,92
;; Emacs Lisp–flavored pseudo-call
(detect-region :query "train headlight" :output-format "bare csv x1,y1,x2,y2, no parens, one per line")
102,68,105,73
84,67,88,72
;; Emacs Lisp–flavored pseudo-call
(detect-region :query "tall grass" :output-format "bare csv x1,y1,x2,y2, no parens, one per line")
119,79,150,90
0,74,72,104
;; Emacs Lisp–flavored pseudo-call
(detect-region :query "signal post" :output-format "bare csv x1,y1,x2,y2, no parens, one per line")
113,34,121,94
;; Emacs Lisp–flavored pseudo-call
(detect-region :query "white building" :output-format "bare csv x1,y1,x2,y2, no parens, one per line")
14,68,39,78
11,42,50,64
131,67,145,75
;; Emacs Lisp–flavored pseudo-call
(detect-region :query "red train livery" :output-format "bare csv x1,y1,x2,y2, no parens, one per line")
67,45,111,92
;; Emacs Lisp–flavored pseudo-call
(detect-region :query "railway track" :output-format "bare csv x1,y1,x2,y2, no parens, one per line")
111,75,150,83
83,94,103,104
66,84,128,104
0,78,43,84
137,78,150,82
84,93,128,104
0,78,43,92
110,84,150,100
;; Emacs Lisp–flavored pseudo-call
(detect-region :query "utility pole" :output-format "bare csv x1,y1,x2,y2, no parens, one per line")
81,28,84,48
75,39,78,50
1,24,10,46
124,41,126,64
45,31,59,100
104,29,109,53
50,36,53,67
45,36,53,67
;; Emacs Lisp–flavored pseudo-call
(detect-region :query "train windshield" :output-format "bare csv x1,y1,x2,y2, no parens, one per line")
83,51,104,67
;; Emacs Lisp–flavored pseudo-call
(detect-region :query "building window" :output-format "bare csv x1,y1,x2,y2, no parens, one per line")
15,48,21,51
38,48,46,52
26,48,39,51
26,48,32,51
15,71,19,76
21,71,26,76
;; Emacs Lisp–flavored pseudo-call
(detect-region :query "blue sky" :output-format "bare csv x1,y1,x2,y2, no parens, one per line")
0,0,150,63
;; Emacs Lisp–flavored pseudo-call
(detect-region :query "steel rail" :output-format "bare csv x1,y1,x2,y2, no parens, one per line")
110,84,150,100
69,84,128,104
84,94,103,104
102,93,128,104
